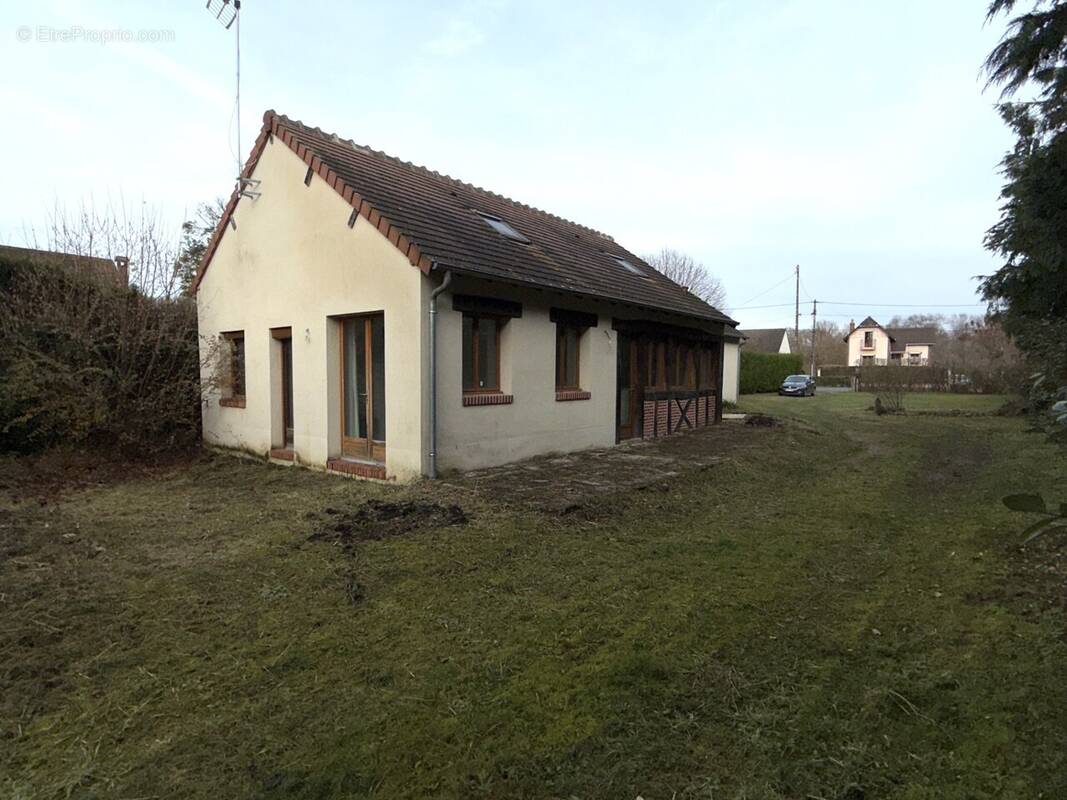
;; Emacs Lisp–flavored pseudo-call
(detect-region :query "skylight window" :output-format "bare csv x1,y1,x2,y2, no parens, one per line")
478,212,529,244
612,255,645,276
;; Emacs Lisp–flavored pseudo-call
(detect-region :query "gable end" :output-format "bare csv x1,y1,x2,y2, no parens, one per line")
193,111,431,293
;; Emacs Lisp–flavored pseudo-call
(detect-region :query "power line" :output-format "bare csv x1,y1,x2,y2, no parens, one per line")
732,300,985,312
729,286,984,313
730,302,797,311
819,301,985,308
726,271,796,311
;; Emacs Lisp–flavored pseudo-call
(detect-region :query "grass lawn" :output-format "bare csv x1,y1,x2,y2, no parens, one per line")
2,392,1066,799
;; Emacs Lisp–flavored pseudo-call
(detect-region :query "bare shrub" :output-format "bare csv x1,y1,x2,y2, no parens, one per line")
0,202,217,455
875,385,906,415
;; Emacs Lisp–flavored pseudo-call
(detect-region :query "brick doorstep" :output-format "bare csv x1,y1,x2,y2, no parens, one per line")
327,458,387,480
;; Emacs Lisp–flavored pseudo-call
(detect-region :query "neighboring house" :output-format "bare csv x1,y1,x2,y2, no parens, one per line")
844,317,937,366
738,327,795,355
721,325,742,404
195,111,737,481
0,244,128,286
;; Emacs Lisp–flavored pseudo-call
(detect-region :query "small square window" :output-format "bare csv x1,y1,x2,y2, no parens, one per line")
477,212,529,244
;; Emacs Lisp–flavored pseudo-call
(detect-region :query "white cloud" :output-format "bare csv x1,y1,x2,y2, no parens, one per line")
425,19,485,57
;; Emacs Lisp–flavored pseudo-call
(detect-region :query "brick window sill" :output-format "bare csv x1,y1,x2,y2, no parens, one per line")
269,448,295,461
555,389,591,402
327,458,387,480
463,392,513,407
219,397,246,408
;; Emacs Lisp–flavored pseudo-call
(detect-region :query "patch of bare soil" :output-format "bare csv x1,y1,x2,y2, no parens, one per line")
744,413,780,427
907,409,997,418
967,535,1067,638
444,421,776,516
306,499,468,549
912,436,992,496
0,448,199,505
305,499,469,605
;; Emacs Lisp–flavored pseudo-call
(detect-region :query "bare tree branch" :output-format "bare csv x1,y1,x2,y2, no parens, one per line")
642,248,727,309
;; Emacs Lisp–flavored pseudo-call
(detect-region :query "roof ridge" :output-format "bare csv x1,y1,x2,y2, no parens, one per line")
267,110,616,242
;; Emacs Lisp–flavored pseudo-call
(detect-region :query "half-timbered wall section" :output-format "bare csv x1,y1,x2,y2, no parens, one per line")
613,320,724,443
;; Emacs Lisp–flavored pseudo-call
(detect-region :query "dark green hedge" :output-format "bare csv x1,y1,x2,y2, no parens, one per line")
739,352,805,394
0,255,202,455
815,374,851,387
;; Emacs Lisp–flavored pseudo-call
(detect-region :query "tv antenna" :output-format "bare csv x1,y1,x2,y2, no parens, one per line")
204,1,259,199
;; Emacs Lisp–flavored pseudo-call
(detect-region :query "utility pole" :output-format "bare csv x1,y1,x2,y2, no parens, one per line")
794,264,800,349
810,299,818,376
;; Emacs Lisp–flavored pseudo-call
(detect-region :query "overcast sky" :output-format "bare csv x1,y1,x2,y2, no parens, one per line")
1,1,1013,328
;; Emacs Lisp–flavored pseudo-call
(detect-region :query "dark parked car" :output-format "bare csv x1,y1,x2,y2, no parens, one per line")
779,374,816,396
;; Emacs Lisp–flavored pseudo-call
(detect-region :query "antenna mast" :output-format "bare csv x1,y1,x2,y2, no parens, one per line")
235,0,241,179
204,1,246,187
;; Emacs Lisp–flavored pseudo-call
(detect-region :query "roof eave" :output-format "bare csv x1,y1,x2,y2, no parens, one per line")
430,261,737,328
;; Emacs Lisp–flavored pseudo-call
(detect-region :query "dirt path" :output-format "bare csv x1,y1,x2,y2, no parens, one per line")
440,420,777,514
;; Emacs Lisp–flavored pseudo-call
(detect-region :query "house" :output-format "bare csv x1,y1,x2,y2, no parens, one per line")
738,327,796,355
0,244,128,286
844,317,937,366
195,111,737,481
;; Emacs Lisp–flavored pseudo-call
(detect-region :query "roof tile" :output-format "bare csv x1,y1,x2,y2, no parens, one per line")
212,111,734,324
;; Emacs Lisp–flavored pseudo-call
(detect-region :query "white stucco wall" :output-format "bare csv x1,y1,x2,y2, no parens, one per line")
777,331,791,354
847,326,891,365
722,340,740,403
901,344,931,363
433,279,619,472
197,138,728,480
196,138,427,480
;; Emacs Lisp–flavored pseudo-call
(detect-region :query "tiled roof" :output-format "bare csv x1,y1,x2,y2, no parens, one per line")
885,327,938,350
0,244,124,285
845,317,939,349
738,328,789,353
197,111,734,325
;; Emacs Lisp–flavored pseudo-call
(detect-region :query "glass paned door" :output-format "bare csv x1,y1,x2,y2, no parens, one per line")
341,314,386,461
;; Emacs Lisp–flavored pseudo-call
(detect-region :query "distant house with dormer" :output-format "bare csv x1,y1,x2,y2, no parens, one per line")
844,317,937,366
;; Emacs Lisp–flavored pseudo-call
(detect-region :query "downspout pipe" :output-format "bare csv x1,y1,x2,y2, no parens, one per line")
428,267,452,479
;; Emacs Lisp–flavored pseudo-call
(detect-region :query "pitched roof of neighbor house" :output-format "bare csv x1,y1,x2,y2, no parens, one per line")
844,317,939,348
738,327,792,353
0,244,126,285
738,326,789,352
196,111,734,326
885,327,938,351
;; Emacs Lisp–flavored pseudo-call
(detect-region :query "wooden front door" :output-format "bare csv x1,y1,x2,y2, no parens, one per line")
341,314,386,462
